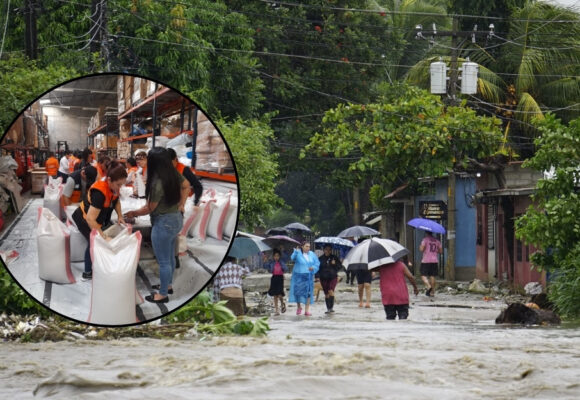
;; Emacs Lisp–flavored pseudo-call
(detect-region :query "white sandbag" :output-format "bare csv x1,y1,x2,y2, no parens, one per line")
36,207,75,284
166,133,190,148
66,220,87,262
64,205,79,225
188,200,215,241
134,172,146,197
88,225,142,325
223,194,238,239
206,192,231,240
43,180,63,220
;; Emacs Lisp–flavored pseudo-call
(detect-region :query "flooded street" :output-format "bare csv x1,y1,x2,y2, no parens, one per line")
1,283,579,399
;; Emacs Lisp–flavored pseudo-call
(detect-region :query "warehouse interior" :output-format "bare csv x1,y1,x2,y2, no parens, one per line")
0,74,238,326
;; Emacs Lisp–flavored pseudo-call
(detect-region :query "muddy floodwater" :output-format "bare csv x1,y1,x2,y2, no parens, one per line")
1,284,579,399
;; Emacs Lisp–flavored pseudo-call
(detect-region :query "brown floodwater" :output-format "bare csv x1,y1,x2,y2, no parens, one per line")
1,289,579,399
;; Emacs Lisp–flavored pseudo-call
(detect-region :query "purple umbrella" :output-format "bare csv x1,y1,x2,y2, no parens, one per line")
262,235,301,250
407,218,446,234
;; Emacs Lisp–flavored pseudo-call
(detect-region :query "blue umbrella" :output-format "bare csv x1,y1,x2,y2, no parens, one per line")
407,218,446,234
229,236,272,259
314,236,355,250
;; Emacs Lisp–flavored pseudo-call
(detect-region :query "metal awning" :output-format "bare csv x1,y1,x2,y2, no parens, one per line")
475,187,536,200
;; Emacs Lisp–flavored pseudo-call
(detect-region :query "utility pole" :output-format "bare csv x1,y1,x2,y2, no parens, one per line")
24,0,37,59
445,17,459,281
89,0,109,71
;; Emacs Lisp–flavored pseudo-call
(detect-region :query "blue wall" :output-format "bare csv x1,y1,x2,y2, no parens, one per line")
412,176,476,269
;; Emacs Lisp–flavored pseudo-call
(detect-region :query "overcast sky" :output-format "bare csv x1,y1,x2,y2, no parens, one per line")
546,0,579,9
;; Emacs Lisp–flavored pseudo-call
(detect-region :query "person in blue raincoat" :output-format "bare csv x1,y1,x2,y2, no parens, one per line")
289,241,320,316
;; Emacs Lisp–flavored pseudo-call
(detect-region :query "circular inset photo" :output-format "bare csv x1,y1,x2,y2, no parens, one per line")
0,73,239,326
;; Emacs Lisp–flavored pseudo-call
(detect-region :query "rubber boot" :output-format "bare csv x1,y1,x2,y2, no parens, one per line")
329,296,335,312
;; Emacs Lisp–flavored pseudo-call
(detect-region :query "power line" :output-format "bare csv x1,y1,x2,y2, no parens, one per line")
258,0,580,23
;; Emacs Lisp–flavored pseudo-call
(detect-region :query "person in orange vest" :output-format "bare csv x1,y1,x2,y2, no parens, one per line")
71,161,127,280
167,147,203,206
125,157,139,187
68,150,81,173
95,155,111,181
45,152,59,178
61,165,97,206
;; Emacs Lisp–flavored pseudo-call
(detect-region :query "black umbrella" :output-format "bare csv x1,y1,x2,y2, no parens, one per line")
337,225,380,238
343,238,409,271
266,227,291,236
284,222,312,233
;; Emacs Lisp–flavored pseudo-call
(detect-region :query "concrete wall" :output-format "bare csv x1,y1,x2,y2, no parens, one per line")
42,107,89,152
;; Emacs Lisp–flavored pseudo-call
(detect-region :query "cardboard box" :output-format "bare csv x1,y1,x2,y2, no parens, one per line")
23,116,37,146
31,170,47,194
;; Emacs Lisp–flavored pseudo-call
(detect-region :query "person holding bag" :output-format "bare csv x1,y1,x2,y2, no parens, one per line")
72,161,128,281
124,147,190,303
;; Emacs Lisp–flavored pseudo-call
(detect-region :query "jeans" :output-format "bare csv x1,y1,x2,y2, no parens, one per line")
151,212,183,296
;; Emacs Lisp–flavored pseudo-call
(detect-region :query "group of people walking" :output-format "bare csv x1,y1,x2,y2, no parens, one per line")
262,232,442,320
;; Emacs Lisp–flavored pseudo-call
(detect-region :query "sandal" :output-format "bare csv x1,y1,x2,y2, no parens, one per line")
296,307,302,315
151,284,173,294
281,300,286,313
145,294,168,303
305,312,312,316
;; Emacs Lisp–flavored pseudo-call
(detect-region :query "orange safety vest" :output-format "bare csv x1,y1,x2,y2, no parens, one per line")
96,163,106,180
69,157,80,173
175,162,194,196
126,166,139,187
175,162,186,174
79,179,118,227
45,157,59,177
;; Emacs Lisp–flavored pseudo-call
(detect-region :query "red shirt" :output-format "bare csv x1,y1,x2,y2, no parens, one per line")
378,261,409,306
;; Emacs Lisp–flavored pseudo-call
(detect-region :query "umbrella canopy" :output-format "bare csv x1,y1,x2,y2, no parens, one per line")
262,235,301,249
284,222,312,233
265,227,291,236
314,236,355,250
228,236,271,259
337,225,380,238
343,238,409,271
407,218,446,234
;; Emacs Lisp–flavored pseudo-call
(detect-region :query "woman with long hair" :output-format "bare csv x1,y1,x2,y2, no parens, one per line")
72,161,128,280
124,147,190,303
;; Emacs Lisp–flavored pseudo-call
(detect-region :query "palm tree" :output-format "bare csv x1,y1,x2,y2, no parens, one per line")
372,0,450,81
405,1,580,154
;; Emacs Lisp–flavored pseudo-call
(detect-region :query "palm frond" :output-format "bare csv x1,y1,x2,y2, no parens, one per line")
516,92,544,126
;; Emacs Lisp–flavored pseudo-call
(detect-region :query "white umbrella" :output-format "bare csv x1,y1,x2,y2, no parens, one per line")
343,238,409,271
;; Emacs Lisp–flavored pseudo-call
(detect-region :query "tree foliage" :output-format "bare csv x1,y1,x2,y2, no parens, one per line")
302,83,504,207
218,117,283,230
0,55,77,132
516,114,580,318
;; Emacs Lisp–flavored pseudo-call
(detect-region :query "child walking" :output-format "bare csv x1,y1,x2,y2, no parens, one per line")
265,249,288,315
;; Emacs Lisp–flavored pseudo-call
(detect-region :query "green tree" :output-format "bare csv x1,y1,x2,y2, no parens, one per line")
111,0,264,119
218,117,283,230
407,1,580,157
302,83,504,206
516,114,580,319
0,55,77,132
